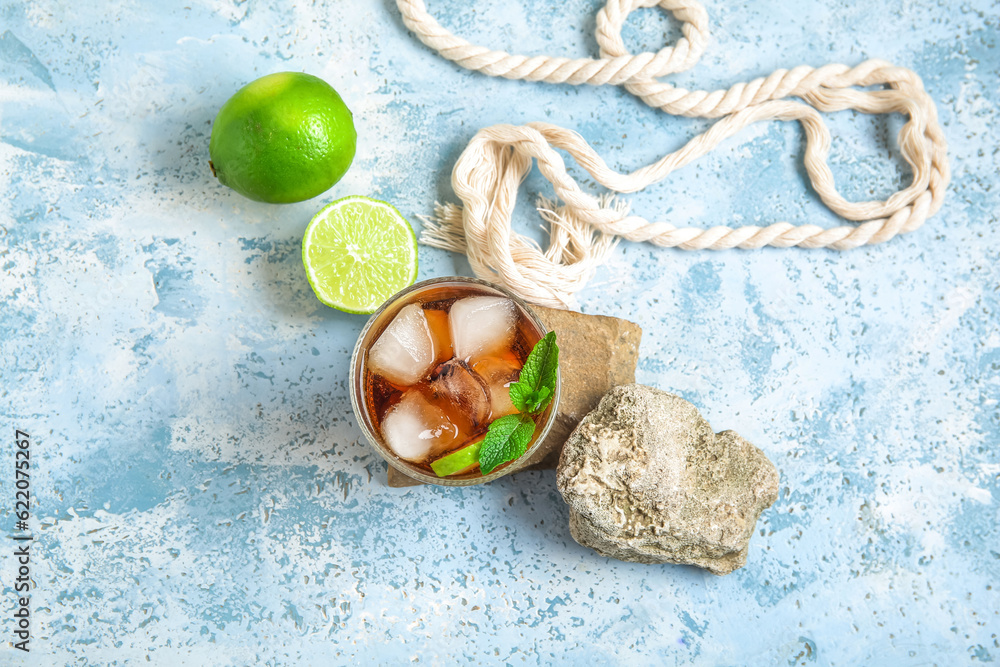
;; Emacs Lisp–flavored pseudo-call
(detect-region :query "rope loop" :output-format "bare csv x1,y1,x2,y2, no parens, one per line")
397,0,950,308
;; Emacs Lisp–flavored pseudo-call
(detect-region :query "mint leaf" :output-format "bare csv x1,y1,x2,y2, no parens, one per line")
508,331,558,415
478,413,536,475
508,382,530,414
526,386,551,413
513,386,551,414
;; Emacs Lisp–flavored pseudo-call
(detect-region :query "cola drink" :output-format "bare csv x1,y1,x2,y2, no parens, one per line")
351,278,557,484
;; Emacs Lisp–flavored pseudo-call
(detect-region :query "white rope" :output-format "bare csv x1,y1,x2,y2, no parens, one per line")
397,0,950,308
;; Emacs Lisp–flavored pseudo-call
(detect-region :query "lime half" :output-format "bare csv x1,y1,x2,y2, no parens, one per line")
302,196,418,314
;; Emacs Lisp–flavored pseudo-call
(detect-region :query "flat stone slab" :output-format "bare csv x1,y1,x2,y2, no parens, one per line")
384,305,641,487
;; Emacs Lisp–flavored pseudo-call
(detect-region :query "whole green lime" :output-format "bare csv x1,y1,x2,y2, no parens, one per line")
209,72,357,204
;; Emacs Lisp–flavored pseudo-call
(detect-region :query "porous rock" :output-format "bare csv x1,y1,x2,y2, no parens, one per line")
556,384,779,574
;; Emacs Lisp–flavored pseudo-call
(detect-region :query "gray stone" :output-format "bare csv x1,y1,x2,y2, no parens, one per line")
556,384,779,574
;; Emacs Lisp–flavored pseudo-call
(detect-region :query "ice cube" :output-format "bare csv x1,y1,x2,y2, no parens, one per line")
368,304,436,386
472,356,522,419
450,296,517,362
430,359,491,428
381,390,460,462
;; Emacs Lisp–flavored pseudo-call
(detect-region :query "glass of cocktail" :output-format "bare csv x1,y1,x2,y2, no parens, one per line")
349,276,560,486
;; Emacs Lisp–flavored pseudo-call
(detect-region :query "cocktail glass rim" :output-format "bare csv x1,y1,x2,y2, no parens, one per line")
349,275,561,487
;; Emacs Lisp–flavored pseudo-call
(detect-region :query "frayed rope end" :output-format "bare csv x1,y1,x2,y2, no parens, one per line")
417,202,467,253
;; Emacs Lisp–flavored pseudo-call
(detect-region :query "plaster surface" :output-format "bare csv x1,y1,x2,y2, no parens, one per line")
1,1,997,664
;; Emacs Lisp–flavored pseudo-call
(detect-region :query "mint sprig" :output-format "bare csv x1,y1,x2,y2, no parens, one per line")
508,331,559,415
478,332,559,475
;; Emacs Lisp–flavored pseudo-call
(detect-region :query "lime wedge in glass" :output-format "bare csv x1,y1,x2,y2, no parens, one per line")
302,196,418,314
430,435,485,477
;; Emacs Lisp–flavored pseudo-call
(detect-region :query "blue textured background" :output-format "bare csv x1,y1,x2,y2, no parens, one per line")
2,0,998,664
